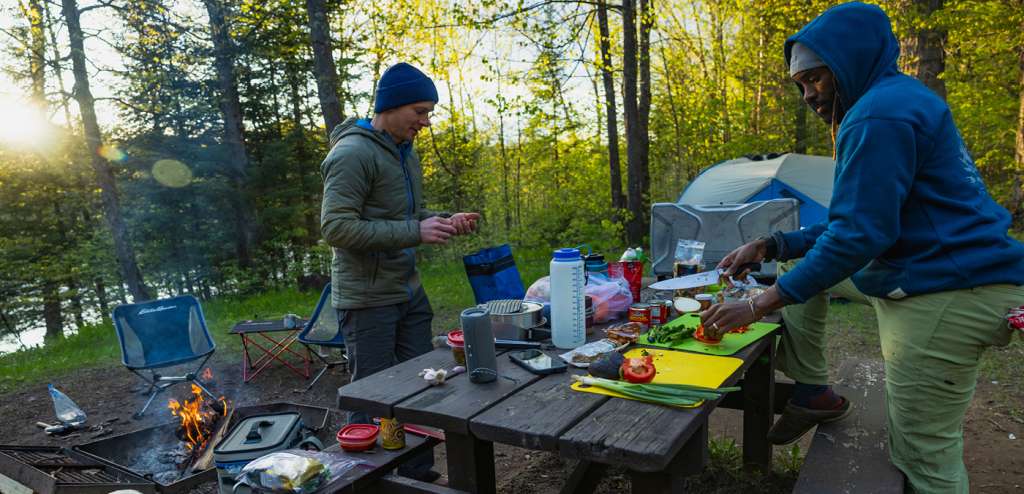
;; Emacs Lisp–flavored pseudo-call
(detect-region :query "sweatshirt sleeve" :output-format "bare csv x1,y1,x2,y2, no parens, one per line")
775,223,828,261
776,118,916,303
320,147,421,251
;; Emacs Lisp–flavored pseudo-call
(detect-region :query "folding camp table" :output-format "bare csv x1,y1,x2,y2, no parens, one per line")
230,319,312,383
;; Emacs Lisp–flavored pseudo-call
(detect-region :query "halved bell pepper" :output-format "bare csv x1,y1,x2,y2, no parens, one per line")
620,355,656,383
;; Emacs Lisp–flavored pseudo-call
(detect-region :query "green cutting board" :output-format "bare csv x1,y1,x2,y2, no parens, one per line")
638,312,779,356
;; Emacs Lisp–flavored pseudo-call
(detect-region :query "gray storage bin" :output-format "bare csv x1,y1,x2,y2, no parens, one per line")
649,199,800,277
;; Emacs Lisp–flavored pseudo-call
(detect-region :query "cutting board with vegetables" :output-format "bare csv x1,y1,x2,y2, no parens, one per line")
570,347,742,408
638,312,779,356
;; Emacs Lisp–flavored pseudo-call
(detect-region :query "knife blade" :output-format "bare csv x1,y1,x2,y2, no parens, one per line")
648,262,761,291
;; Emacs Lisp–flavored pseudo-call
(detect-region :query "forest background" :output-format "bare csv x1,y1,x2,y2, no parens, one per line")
1,0,1022,349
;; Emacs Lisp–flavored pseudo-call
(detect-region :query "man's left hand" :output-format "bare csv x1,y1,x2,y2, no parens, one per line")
450,212,480,235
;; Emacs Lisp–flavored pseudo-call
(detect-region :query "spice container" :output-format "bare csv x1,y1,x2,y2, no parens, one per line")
379,417,405,450
696,294,714,311
446,329,466,365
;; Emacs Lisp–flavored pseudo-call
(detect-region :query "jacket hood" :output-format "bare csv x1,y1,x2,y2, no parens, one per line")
328,116,400,159
784,2,900,110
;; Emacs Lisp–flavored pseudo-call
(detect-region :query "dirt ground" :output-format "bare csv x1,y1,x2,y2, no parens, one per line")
1,345,1021,493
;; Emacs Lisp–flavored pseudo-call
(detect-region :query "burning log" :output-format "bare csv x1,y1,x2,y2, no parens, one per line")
167,382,231,476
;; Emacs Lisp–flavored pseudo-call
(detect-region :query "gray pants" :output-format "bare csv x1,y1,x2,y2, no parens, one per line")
337,286,435,476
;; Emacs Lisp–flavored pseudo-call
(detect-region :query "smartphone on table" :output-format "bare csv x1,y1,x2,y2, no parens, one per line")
508,349,567,375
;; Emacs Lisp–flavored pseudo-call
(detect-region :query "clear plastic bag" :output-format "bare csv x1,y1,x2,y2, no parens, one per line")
674,239,705,267
48,384,86,426
526,274,632,323
233,450,366,493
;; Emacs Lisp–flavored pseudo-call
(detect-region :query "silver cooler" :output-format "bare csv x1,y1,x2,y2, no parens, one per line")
649,199,800,278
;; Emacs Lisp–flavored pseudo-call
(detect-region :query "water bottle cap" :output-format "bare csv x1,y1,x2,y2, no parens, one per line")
552,248,581,261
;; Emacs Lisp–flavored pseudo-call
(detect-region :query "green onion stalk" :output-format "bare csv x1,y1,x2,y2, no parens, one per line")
572,375,741,407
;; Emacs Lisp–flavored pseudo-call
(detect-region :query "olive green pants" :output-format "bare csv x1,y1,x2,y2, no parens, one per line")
777,262,1023,494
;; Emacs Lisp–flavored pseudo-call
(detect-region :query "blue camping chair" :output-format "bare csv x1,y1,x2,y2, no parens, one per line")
297,283,347,391
112,296,216,418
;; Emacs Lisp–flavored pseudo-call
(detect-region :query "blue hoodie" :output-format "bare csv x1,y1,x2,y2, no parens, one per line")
775,2,1024,303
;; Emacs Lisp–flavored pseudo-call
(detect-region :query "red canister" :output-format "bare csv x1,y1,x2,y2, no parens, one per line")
648,299,670,324
628,303,652,328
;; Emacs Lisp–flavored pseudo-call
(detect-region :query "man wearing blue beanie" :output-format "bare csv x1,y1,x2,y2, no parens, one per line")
320,62,480,484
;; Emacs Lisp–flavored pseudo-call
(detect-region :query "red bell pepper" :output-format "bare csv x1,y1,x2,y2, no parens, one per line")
620,355,656,383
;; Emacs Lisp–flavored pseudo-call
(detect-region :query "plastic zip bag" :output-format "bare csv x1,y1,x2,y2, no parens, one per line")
48,384,86,426
233,449,366,493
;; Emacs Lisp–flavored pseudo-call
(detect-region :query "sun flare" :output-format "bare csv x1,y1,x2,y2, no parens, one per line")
0,95,51,147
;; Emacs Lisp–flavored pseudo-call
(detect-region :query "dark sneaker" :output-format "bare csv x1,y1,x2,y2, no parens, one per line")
767,397,853,445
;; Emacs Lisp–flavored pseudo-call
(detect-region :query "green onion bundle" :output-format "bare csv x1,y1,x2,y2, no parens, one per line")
572,375,740,407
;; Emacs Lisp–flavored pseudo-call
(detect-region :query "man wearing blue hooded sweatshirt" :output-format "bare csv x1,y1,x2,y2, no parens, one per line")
320,62,480,482
700,3,1024,492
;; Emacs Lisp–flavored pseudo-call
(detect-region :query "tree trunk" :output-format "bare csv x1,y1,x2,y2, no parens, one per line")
794,92,808,154
1013,21,1024,226
622,0,644,245
42,281,63,342
68,280,84,329
203,0,257,268
598,0,624,214
910,0,947,100
22,0,46,103
305,0,344,136
62,0,151,302
94,277,109,321
637,0,652,230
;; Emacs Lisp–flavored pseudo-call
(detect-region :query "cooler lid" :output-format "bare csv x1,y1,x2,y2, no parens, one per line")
214,412,300,455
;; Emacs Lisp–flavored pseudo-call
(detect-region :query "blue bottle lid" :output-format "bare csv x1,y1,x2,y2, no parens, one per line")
552,248,581,262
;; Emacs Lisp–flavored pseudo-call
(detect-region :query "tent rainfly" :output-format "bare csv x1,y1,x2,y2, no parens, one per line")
677,153,836,228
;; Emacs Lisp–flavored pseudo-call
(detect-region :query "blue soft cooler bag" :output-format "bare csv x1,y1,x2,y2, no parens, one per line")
463,244,526,304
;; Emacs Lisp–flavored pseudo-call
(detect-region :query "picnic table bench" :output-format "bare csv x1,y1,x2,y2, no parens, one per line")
337,317,781,494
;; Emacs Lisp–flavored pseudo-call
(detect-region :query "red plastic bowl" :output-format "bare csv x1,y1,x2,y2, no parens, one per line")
337,424,379,452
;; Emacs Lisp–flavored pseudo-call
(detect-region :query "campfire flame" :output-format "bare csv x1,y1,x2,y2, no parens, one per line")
167,383,229,452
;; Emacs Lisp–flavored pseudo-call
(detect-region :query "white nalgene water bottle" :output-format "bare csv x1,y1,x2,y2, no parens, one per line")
550,248,586,349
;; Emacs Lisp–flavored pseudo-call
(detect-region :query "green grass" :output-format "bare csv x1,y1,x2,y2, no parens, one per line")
0,288,321,394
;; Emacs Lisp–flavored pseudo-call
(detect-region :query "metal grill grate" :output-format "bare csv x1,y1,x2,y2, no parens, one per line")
485,299,523,314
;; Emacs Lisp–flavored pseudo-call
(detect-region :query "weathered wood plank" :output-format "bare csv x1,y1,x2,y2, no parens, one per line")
628,421,708,493
470,363,607,451
394,352,541,434
793,358,904,494
559,338,772,472
364,473,469,494
445,431,496,494
337,349,456,418
316,433,440,494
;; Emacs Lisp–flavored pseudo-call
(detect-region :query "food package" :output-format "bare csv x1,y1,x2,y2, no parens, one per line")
603,322,643,345
234,450,365,493
559,339,629,368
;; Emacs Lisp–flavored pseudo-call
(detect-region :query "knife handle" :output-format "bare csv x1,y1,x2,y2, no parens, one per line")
726,262,762,277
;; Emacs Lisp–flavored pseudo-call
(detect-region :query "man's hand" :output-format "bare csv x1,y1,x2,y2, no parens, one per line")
420,216,457,244
450,212,480,235
718,238,768,279
700,285,786,340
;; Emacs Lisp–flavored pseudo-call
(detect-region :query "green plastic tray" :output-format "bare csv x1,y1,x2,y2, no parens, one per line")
638,312,779,356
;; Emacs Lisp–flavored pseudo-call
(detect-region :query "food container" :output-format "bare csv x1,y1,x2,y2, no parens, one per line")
214,412,306,494
379,417,405,450
482,300,546,340
447,329,466,365
337,424,379,452
628,303,652,329
696,294,714,311
648,299,670,324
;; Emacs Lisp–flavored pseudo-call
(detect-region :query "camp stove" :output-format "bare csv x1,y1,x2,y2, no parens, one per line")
481,298,548,340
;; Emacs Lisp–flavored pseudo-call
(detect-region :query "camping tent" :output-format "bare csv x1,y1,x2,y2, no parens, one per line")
677,153,836,227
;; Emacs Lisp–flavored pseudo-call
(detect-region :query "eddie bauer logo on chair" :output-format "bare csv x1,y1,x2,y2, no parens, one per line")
138,305,176,316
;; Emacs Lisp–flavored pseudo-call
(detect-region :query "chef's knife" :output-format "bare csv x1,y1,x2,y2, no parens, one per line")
648,262,761,291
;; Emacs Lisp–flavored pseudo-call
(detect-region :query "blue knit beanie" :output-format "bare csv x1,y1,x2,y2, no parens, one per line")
373,63,439,113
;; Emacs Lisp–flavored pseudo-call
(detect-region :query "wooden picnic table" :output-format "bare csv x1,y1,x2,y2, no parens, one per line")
337,315,780,494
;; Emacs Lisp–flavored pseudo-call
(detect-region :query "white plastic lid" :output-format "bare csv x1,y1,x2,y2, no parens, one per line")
673,297,701,313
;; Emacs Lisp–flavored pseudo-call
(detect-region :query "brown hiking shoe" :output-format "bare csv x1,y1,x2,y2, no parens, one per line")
767,398,853,445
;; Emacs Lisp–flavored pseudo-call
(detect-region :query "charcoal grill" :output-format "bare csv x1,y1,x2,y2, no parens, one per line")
73,402,335,493
0,445,155,494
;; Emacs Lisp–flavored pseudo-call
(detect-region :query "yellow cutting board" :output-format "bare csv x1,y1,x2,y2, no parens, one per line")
570,348,742,408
